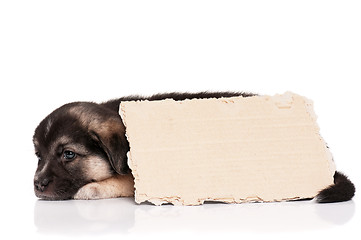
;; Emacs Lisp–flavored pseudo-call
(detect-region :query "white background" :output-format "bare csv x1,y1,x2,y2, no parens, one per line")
0,0,360,239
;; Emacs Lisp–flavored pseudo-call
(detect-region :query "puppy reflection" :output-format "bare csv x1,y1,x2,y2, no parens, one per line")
34,199,135,235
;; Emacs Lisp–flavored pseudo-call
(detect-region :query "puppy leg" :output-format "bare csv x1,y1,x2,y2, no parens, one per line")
74,173,134,200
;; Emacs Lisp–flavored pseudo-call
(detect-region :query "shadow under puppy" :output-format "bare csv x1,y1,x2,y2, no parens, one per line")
33,92,355,203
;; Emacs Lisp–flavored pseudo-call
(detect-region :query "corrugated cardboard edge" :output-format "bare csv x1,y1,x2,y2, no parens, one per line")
120,92,336,205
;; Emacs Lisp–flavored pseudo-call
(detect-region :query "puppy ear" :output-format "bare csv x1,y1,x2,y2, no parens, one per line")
90,118,130,175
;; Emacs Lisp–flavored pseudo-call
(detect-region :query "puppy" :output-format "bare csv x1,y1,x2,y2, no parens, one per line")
33,92,355,202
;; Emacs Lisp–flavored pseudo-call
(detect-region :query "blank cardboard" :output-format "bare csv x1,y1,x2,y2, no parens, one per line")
120,92,335,205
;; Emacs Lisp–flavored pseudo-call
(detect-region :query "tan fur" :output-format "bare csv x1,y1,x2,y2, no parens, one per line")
68,105,99,124
68,105,125,143
82,156,114,182
92,119,124,138
73,173,135,200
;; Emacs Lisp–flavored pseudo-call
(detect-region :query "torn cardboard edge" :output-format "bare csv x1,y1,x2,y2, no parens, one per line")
120,92,336,206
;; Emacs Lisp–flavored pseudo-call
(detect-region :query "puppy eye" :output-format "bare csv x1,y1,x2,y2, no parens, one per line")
63,150,76,160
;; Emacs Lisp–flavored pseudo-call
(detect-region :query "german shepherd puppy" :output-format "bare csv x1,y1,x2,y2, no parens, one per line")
33,92,355,202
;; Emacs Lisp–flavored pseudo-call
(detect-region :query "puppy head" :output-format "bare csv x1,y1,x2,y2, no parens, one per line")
33,102,129,200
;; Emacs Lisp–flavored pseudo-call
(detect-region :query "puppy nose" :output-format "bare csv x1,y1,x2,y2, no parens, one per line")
34,178,50,192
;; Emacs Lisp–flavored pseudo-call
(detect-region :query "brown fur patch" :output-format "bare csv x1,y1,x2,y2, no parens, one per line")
68,104,126,141
81,156,114,182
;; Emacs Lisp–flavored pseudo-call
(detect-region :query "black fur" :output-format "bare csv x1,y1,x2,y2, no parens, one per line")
101,91,256,112
316,172,355,203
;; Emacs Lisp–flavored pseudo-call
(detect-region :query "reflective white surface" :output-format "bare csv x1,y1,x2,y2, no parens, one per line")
33,198,356,236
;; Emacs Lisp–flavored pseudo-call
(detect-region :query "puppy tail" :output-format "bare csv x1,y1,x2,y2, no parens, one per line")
315,171,355,203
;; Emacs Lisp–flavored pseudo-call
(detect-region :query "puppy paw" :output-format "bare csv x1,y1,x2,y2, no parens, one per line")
74,183,103,200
